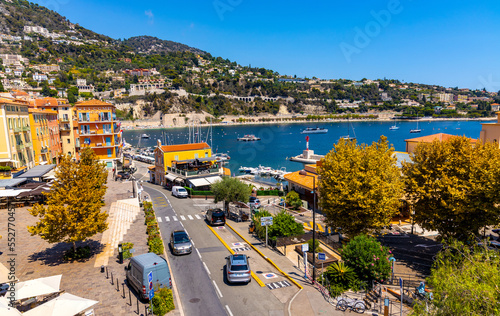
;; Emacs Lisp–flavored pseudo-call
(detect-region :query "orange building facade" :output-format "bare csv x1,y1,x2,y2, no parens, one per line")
74,100,122,167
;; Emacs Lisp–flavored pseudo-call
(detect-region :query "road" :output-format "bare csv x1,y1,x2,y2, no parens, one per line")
134,162,286,316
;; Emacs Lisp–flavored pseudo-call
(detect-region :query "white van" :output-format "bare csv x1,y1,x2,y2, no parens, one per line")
172,186,188,198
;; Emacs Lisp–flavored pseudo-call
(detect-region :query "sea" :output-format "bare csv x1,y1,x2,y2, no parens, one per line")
123,119,493,182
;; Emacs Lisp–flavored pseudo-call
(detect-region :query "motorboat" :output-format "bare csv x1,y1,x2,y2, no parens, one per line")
410,115,421,133
237,134,261,141
141,134,150,139
301,127,328,134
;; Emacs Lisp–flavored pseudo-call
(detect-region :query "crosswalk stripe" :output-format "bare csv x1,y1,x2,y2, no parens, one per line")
195,214,201,219
173,216,178,221
317,223,325,232
180,215,186,221
165,216,170,222
188,215,194,220
157,217,162,222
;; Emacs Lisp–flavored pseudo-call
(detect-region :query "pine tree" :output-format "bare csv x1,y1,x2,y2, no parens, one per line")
28,148,108,252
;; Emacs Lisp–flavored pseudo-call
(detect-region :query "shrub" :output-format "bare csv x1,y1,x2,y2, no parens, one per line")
149,237,164,255
323,261,357,293
341,235,391,285
307,238,321,253
285,191,302,210
143,201,153,210
122,242,134,260
152,288,175,315
63,245,91,261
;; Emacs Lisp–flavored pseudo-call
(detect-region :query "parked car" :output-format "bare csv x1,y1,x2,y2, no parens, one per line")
172,186,188,198
125,253,172,300
225,254,251,284
206,208,226,226
170,230,192,255
248,196,260,209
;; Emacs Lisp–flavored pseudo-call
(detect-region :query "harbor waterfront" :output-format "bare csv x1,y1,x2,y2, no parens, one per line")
123,119,493,176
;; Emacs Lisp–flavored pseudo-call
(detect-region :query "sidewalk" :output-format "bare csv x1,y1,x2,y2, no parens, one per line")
0,172,162,315
227,220,345,316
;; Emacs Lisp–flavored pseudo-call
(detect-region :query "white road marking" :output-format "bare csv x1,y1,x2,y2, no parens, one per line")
195,214,201,219
165,216,170,222
157,217,162,222
196,248,202,259
173,216,178,221
180,215,186,221
188,215,194,220
225,305,234,316
193,204,212,207
213,280,222,298
203,261,211,275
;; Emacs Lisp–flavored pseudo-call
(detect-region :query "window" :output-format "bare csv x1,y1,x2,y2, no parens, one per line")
81,125,90,134
36,128,39,136
105,137,111,146
107,149,112,157
174,155,179,161
205,152,208,158
194,153,199,159
84,138,90,145
67,139,70,144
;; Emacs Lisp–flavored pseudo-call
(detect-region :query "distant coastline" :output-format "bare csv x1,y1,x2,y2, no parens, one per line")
121,115,496,131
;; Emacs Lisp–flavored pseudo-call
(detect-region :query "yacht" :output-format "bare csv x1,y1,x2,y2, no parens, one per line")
237,134,261,141
141,134,150,139
410,115,421,133
301,127,328,134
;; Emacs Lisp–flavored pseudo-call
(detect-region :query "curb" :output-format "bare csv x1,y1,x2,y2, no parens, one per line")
226,223,303,290
206,225,265,287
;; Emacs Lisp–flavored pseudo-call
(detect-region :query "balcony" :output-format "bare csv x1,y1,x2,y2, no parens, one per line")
13,127,22,133
15,143,24,151
60,117,70,123
60,125,71,131
24,142,32,148
22,126,30,132
40,147,48,154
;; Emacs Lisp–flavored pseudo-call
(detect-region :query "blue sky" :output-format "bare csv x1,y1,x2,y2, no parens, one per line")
32,0,500,91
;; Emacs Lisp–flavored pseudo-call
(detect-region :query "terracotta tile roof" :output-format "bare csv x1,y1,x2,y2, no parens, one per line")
30,97,60,108
284,169,319,191
159,142,211,153
405,133,477,144
75,99,113,107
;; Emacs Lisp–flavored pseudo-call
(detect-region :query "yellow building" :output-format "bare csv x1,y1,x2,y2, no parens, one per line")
0,98,35,174
154,141,213,186
29,107,60,165
405,133,477,154
480,112,500,145
74,99,121,167
54,102,77,158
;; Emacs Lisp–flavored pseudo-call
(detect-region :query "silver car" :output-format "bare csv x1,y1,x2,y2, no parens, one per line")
170,230,192,255
225,254,251,284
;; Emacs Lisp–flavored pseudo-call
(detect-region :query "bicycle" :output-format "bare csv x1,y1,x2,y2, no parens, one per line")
336,297,366,314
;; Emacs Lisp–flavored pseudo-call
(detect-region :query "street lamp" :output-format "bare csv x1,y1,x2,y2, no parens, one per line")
299,170,316,281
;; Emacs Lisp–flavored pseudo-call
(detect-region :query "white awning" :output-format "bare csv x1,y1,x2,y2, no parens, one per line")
23,293,98,316
165,173,178,182
188,178,210,187
0,189,31,197
0,262,17,284
0,297,22,316
15,275,62,301
205,176,222,184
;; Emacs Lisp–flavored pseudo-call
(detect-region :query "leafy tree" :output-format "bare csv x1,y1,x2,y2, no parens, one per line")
28,148,108,253
211,177,251,213
285,190,302,209
403,136,500,241
412,240,500,316
319,137,403,237
0,80,5,92
341,235,392,285
322,261,358,296
252,210,304,241
307,238,320,253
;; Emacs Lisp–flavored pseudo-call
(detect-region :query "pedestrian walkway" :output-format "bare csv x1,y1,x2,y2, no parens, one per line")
94,198,141,267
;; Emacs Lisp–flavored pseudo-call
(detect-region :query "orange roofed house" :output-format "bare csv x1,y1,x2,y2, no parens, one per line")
74,100,122,167
29,98,62,165
154,141,223,190
480,111,500,146
405,133,477,154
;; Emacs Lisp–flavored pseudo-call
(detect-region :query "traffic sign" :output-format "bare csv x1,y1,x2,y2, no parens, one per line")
318,253,326,261
260,216,273,226
149,289,155,300
148,271,153,283
301,243,309,252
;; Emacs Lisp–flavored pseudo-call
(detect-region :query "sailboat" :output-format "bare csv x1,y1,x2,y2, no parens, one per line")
389,120,399,130
410,114,421,133
340,119,356,140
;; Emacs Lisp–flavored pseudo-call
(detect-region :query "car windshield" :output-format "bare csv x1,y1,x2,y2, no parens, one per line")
230,264,248,271
174,233,190,243
250,197,256,201
178,188,187,192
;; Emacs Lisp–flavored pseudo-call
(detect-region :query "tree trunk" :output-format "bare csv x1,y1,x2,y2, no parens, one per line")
73,241,76,253
224,201,229,215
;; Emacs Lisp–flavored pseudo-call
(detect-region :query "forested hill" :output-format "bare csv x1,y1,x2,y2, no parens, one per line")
122,36,206,55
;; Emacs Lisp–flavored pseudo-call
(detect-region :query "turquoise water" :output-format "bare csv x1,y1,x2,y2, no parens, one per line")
123,119,493,176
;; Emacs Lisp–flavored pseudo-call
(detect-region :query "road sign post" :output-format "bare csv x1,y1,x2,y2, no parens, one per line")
302,243,309,279
389,257,396,283
261,216,273,249
318,252,325,286
399,277,403,316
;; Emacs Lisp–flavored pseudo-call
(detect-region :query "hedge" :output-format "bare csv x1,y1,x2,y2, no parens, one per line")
183,186,213,196
256,190,284,196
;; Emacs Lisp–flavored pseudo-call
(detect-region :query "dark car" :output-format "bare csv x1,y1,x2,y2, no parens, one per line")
206,208,226,226
170,230,192,255
225,254,251,284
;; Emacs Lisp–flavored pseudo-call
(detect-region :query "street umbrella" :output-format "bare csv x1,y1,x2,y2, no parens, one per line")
15,275,62,301
23,293,98,316
0,297,22,316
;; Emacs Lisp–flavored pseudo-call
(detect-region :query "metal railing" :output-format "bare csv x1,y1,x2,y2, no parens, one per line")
166,166,221,177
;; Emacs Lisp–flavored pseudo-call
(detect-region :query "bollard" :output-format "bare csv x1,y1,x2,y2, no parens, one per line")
122,283,125,298
116,278,119,291
106,266,109,279
111,272,114,285
136,297,139,314
100,265,105,273
145,305,148,316
129,288,132,306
